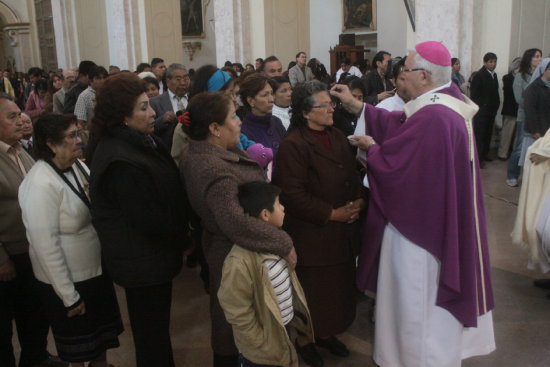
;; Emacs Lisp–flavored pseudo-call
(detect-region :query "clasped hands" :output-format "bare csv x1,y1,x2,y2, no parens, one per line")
331,199,366,224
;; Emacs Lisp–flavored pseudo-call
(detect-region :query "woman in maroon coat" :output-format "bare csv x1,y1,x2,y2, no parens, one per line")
273,80,366,366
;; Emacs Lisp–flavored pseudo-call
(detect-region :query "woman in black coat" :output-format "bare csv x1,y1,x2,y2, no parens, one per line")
89,72,192,367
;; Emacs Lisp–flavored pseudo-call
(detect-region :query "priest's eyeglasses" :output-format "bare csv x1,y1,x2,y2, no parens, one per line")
312,101,337,110
402,68,432,74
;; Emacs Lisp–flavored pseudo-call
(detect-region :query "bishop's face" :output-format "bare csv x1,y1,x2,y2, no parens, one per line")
402,53,423,100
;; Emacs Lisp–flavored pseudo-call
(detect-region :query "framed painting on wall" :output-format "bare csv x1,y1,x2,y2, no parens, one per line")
343,0,377,32
181,0,205,38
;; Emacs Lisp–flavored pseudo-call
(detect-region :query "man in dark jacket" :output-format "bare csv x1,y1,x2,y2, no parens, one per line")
361,50,394,105
62,60,96,114
498,58,520,160
470,52,500,165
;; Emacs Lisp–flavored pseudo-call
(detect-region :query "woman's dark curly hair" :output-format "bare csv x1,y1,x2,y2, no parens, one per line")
33,113,77,160
86,72,147,162
183,91,232,141
288,80,328,131
89,72,147,140
239,74,270,111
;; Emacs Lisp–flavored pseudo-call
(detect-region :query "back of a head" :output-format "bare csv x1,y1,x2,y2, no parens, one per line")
27,67,42,78
184,91,231,140
238,181,281,218
89,66,108,81
189,65,219,99
136,62,151,73
78,61,97,76
34,78,48,93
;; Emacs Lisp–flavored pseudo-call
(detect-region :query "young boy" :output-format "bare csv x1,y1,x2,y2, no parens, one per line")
218,182,314,367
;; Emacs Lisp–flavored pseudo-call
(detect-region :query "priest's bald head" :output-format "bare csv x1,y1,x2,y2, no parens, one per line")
403,41,452,100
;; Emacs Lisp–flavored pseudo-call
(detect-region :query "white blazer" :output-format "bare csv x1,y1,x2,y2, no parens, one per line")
19,160,102,307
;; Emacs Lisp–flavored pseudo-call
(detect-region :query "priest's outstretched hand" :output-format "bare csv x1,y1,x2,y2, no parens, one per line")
330,84,364,116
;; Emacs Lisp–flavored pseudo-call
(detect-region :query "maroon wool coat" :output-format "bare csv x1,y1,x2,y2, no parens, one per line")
272,126,364,267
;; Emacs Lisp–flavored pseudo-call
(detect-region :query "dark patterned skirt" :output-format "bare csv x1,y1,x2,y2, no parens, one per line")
37,273,124,362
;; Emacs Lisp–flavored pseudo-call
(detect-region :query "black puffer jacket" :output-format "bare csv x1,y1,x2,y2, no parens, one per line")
90,126,191,288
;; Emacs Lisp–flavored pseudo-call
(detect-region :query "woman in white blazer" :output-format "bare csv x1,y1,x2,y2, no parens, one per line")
18,113,122,367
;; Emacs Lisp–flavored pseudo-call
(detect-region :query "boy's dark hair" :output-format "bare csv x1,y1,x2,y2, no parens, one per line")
136,62,151,73
483,52,497,62
78,61,97,77
238,182,281,218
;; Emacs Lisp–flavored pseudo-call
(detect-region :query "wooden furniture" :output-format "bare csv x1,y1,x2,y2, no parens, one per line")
329,44,369,77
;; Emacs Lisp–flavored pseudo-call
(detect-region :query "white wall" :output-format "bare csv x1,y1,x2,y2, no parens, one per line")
249,0,266,62
478,0,514,78
510,0,550,60
377,0,409,57
188,0,216,69
309,0,341,68
309,0,410,70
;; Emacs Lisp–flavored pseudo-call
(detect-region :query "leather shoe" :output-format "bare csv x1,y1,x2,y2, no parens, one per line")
296,342,324,367
534,279,550,290
315,336,349,357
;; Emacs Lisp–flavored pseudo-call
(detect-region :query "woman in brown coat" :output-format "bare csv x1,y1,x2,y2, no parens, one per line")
272,80,366,366
179,91,296,367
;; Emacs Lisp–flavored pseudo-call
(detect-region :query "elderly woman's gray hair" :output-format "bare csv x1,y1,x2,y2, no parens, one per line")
288,80,328,131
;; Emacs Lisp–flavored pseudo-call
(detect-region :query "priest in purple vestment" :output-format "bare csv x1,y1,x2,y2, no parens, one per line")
331,41,496,367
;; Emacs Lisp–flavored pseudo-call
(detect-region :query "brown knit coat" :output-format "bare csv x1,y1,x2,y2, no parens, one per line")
180,139,293,355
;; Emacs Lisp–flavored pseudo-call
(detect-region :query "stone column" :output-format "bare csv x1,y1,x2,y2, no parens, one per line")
415,0,476,78
105,0,144,71
51,0,80,69
213,0,251,66
3,24,37,72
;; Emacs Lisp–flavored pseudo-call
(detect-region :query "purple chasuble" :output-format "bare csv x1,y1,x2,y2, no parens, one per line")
241,112,286,156
357,83,494,327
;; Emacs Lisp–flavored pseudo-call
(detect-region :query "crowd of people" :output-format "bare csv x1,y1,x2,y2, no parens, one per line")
0,40,549,367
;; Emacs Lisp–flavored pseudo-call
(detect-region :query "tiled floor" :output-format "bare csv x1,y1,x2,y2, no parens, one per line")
15,159,550,366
